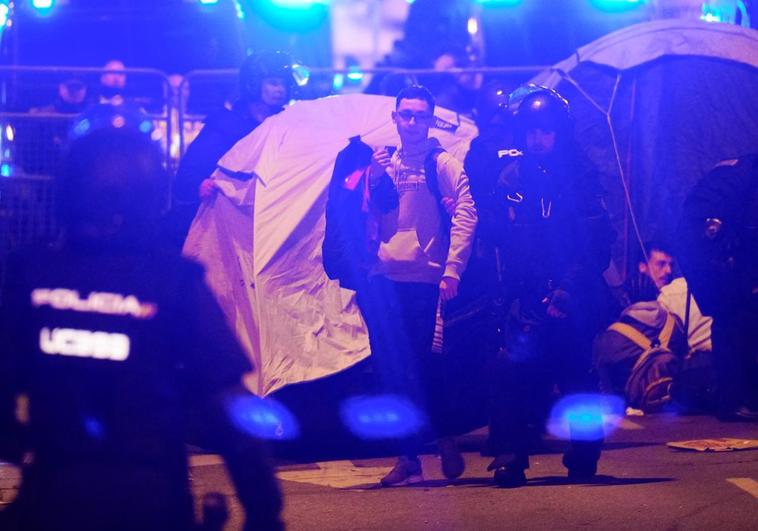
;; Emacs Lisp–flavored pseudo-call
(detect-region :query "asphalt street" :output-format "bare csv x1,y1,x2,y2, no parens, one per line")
2,413,757,530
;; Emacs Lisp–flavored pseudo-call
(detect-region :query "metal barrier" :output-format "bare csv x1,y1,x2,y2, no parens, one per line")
0,63,549,262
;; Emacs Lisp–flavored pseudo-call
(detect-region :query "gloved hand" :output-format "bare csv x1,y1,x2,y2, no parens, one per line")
545,288,570,319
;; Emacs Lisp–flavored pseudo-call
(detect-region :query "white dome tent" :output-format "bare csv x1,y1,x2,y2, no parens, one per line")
530,19,758,278
183,93,477,395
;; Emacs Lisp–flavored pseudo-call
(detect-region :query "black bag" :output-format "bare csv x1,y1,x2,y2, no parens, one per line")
323,137,398,291
322,136,374,291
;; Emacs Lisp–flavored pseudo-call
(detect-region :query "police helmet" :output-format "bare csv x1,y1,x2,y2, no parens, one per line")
474,80,512,129
511,84,572,138
58,110,167,241
239,50,297,103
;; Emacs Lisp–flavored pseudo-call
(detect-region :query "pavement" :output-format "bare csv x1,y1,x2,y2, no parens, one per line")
2,413,757,530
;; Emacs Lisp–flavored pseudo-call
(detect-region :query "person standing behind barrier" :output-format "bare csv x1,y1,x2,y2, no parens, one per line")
0,120,283,530
365,85,477,487
98,59,128,107
168,51,296,247
473,85,615,487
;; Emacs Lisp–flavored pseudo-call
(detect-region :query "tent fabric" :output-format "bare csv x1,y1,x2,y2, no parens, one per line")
528,20,758,280
183,94,477,396
532,19,758,87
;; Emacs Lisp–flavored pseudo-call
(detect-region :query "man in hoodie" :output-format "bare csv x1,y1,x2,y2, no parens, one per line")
365,85,477,486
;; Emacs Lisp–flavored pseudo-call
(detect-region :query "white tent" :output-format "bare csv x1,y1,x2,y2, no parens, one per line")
529,19,758,275
183,94,477,395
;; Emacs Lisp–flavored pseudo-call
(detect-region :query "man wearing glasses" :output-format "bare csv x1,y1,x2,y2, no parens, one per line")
364,85,477,486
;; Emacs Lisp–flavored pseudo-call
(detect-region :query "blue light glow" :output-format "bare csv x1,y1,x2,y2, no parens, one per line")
476,0,524,6
83,417,106,440
270,0,330,8
292,64,311,87
346,71,364,82
590,0,647,12
233,0,245,20
340,394,426,440
332,74,344,92
32,0,54,9
0,4,9,28
138,120,153,134
546,393,624,441
72,118,91,138
1,163,12,177
199,0,220,4
227,395,300,440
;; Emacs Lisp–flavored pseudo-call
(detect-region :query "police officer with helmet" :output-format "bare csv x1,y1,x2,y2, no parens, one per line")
467,85,615,487
0,112,283,530
169,50,299,245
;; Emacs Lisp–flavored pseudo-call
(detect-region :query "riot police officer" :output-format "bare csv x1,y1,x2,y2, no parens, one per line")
468,85,615,487
169,50,298,245
677,154,758,421
0,119,283,530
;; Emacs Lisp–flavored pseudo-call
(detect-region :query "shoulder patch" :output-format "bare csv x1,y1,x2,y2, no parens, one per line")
713,158,739,168
431,116,459,132
498,149,523,159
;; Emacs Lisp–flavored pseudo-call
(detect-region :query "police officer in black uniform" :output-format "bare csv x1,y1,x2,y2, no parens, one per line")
0,120,283,530
168,50,297,246
677,155,758,421
468,85,615,487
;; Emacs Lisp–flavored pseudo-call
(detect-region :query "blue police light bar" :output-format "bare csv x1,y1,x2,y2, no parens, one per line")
590,0,647,12
32,0,55,9
476,0,524,6
270,0,330,7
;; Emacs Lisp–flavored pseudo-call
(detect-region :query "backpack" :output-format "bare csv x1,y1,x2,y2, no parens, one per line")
608,312,681,412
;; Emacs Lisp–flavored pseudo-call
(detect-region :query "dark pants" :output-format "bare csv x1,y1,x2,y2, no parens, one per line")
488,298,602,470
360,276,442,456
712,308,758,413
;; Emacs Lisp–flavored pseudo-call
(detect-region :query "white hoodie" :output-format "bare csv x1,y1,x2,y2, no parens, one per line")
371,138,477,284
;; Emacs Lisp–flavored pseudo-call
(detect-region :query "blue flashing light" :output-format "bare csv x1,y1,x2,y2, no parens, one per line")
332,73,345,92
270,0,330,8
32,0,54,9
138,120,154,134
341,394,426,440
1,163,12,177
199,0,219,4
72,118,91,138
233,0,246,20
292,64,310,87
546,393,624,441
476,0,524,6
226,395,300,440
590,0,647,12
346,71,364,82
0,4,9,28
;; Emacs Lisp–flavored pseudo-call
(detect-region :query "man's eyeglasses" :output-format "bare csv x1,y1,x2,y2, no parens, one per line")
396,110,434,124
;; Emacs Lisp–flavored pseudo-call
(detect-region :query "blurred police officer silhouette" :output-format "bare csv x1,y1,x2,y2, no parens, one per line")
0,108,283,531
